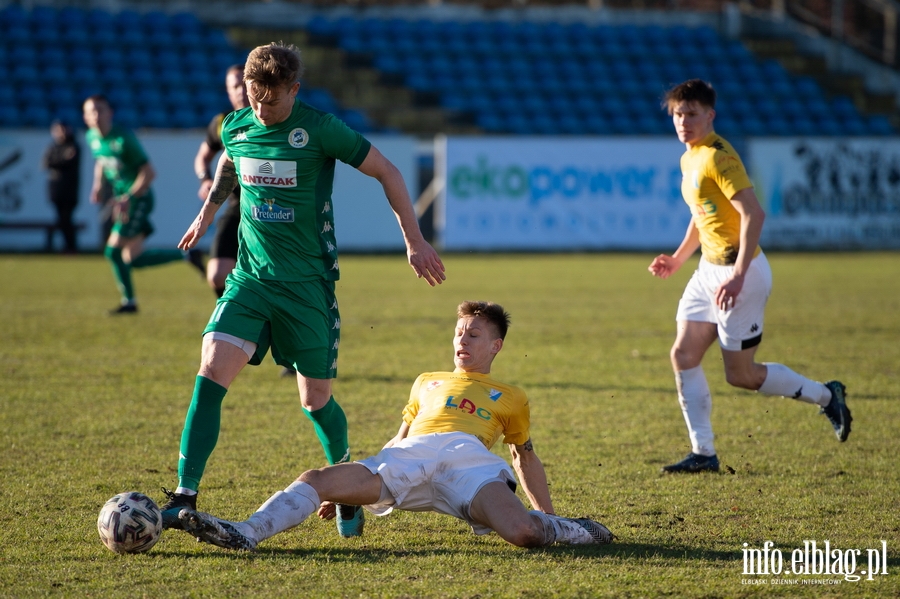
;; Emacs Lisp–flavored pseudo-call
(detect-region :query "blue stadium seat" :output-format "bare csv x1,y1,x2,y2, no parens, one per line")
584,115,613,135
170,108,200,128
115,106,140,128
115,9,143,33
867,114,895,135
340,109,374,132
476,112,505,133
0,105,22,127
791,117,817,136
61,28,91,47
141,108,169,128
12,65,40,84
22,105,51,127
59,6,87,29
831,96,859,119
136,89,165,111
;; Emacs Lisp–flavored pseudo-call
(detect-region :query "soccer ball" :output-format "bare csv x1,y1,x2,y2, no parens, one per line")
97,491,163,554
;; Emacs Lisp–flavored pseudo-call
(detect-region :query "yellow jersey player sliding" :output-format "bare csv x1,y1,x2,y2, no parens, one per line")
176,301,613,550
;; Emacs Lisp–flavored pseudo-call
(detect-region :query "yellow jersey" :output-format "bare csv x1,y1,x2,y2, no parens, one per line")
403,371,530,449
680,131,760,265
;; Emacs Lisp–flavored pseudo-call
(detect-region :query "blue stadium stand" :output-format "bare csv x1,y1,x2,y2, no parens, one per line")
317,15,894,137
0,5,374,131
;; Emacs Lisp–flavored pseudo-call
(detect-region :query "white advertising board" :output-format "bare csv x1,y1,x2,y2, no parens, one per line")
0,130,415,252
748,138,900,249
437,136,691,251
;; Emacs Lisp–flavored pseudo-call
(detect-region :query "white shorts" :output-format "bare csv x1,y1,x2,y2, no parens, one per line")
357,432,517,535
676,252,772,351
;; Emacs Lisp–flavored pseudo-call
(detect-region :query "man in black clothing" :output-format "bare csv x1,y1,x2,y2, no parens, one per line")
42,120,80,253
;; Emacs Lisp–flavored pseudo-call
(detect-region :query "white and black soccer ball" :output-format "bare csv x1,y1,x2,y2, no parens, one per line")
97,491,163,554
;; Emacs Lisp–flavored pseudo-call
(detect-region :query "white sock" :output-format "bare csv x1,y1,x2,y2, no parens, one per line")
243,481,320,543
174,487,197,496
676,366,715,456
528,510,558,546
758,363,831,406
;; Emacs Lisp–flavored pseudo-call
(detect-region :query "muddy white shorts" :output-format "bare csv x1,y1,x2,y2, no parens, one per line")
357,431,517,535
676,252,772,351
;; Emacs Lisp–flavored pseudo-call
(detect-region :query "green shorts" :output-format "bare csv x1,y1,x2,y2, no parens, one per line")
203,270,340,379
111,193,155,239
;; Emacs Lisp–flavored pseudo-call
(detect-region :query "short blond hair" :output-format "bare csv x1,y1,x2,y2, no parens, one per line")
243,42,304,99
457,301,510,340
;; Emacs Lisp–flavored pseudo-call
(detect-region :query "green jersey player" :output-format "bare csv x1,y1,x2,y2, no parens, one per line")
162,42,445,538
83,95,205,314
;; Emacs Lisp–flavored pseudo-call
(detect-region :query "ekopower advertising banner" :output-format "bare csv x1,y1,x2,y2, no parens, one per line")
748,138,900,249
0,130,415,252
437,136,690,251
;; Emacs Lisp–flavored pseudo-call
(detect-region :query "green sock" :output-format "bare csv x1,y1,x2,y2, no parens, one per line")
304,396,349,465
131,248,185,268
104,245,134,302
177,375,228,491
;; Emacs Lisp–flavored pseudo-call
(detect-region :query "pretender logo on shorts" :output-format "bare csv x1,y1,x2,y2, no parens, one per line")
288,128,309,148
251,198,294,223
239,157,297,188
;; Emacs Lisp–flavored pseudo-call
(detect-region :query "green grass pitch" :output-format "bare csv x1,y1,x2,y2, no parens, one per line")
1,252,898,598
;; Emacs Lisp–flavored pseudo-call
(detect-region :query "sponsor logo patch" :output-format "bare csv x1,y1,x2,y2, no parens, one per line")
251,198,294,222
239,157,297,188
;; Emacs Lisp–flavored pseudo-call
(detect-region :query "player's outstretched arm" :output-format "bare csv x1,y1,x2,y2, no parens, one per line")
178,154,236,250
382,422,411,450
89,161,105,204
510,439,555,515
648,217,701,279
356,146,446,286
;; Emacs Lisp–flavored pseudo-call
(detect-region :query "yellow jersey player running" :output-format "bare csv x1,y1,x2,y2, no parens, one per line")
175,301,613,550
648,79,851,474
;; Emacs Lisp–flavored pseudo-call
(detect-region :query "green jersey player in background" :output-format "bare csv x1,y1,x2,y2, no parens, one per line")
162,42,446,538
83,95,205,314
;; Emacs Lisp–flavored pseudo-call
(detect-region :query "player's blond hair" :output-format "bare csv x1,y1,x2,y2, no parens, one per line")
243,42,304,100
457,301,511,340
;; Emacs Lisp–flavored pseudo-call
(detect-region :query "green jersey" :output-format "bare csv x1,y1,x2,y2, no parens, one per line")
85,125,152,198
222,100,371,282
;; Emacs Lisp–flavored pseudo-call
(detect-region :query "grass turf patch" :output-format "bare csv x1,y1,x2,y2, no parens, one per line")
1,252,898,598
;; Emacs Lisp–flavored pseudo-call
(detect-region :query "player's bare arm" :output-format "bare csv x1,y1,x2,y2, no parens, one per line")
126,162,155,200
649,217,701,279
715,188,765,310
356,146,446,287
178,156,235,250
194,141,217,200
208,154,238,205
112,162,155,223
382,422,411,450
89,161,105,204
510,439,555,515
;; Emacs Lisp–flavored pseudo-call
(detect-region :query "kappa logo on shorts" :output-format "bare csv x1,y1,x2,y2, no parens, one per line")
289,128,309,148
